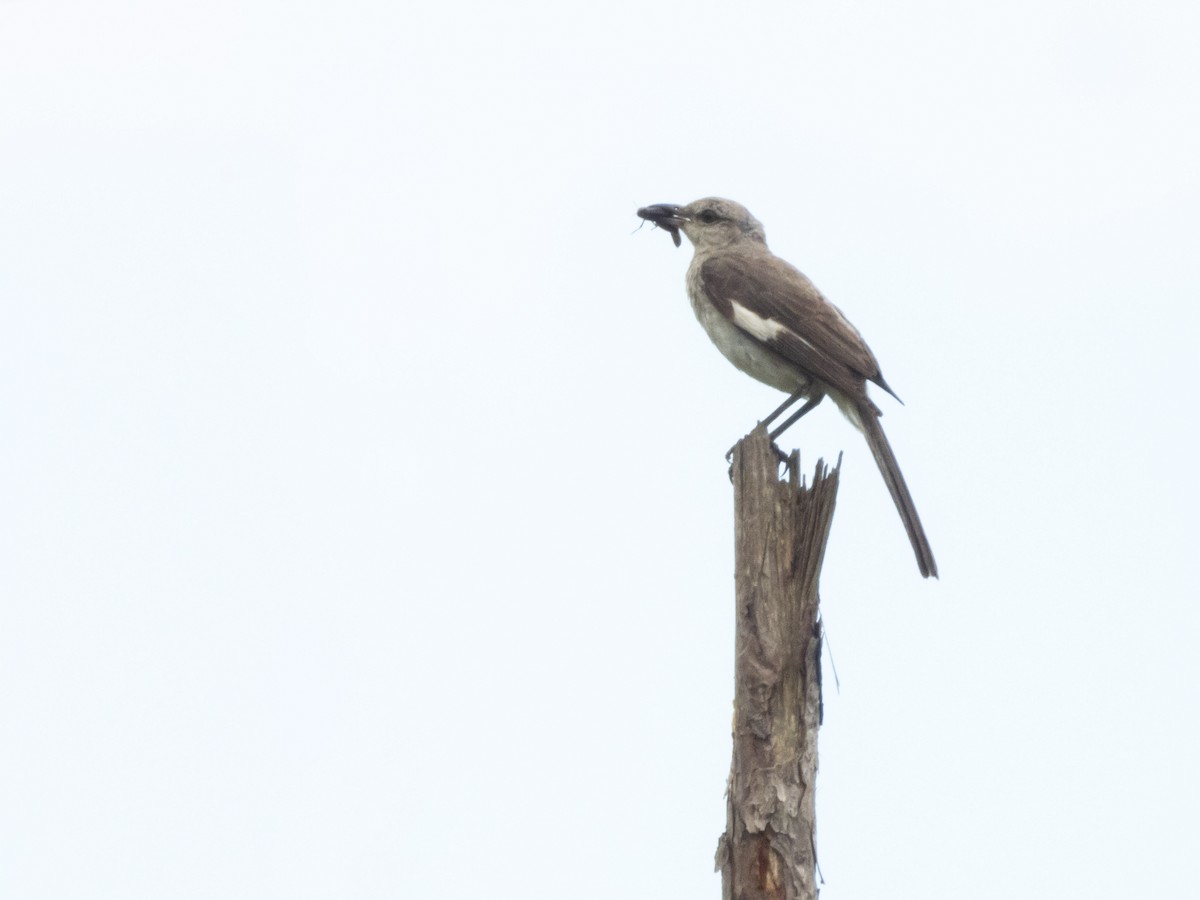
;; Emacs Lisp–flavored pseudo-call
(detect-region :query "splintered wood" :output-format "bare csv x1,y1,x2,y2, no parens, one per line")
717,426,839,900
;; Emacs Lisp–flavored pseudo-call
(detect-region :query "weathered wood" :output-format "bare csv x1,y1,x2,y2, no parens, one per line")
716,425,839,900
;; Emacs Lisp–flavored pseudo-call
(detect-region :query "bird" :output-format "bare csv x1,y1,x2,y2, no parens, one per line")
637,197,938,579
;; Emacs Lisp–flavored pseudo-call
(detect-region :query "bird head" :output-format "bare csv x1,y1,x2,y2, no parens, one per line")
637,198,766,252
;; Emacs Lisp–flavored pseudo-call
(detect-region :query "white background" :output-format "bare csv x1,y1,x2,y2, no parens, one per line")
3,1,1198,897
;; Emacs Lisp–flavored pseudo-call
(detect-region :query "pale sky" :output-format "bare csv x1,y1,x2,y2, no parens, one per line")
2,1,1198,898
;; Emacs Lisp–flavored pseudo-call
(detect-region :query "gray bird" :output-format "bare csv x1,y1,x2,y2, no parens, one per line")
638,197,937,579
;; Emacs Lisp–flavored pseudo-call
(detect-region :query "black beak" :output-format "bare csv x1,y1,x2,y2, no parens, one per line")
637,203,684,247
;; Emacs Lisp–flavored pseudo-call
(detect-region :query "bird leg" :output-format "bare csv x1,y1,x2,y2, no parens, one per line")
769,394,824,442
757,388,812,432
725,389,822,462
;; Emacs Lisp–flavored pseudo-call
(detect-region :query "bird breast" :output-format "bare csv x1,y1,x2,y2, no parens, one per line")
686,264,814,396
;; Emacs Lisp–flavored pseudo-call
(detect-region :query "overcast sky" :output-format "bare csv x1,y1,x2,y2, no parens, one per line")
3,1,1198,898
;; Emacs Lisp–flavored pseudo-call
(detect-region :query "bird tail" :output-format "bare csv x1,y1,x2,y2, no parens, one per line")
858,410,938,579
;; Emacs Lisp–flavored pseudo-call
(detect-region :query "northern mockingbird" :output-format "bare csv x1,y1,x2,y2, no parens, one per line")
638,197,938,579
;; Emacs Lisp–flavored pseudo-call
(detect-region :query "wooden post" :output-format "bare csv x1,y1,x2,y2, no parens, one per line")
716,425,839,900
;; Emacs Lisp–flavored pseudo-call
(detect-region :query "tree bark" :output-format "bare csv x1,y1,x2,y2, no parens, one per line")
716,425,839,900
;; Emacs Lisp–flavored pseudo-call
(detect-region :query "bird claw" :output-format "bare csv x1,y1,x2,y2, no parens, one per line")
724,439,793,470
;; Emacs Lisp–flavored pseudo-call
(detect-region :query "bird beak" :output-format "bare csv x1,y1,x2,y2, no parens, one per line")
637,203,684,247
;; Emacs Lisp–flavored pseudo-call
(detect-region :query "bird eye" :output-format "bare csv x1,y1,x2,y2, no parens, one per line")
698,210,720,224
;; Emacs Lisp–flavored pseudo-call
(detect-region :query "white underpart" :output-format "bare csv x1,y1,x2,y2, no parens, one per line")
687,287,815,395
724,298,862,431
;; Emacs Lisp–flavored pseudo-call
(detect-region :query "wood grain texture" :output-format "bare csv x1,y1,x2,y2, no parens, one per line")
716,426,839,900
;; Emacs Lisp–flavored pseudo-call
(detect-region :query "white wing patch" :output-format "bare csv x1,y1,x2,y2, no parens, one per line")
730,300,813,349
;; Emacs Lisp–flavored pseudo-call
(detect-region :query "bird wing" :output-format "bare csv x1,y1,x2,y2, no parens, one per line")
699,252,897,402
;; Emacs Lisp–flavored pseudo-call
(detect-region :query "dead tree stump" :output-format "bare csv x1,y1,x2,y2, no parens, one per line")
716,425,840,900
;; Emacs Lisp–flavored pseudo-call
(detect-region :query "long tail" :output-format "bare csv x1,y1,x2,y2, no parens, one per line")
858,410,938,579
